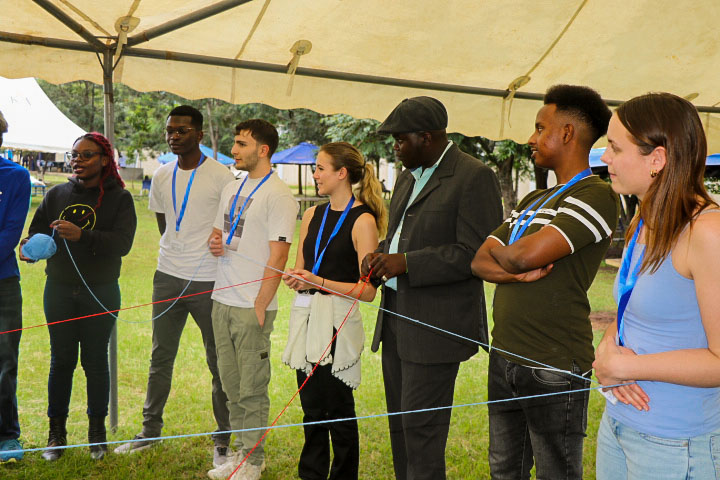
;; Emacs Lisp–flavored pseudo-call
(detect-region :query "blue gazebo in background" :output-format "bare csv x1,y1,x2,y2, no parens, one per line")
271,142,319,195
157,144,234,166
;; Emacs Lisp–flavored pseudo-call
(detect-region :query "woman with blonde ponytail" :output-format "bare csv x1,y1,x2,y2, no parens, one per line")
282,142,385,480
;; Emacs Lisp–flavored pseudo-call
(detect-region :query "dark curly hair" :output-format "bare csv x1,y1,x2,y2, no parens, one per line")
168,105,203,129
73,132,125,213
234,119,279,157
544,85,612,145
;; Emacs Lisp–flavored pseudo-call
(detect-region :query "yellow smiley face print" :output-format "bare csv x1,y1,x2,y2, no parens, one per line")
60,203,96,230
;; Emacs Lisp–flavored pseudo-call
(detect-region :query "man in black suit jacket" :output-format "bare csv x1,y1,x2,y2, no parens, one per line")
362,97,503,480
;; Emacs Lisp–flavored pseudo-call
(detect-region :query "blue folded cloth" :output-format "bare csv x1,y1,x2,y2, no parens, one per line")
22,233,57,261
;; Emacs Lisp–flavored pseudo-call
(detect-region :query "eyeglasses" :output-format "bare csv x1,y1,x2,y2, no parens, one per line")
165,127,196,136
67,151,102,161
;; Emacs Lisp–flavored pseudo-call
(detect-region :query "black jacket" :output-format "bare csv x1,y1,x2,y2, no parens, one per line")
28,176,137,285
371,144,503,364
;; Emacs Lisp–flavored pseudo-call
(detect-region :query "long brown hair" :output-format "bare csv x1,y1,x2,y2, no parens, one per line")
618,93,714,273
319,142,388,239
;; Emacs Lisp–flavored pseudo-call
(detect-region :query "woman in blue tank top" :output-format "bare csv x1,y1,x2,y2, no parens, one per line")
282,142,387,480
593,92,720,479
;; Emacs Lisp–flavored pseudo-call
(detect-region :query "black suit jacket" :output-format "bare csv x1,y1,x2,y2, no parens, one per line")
371,144,503,364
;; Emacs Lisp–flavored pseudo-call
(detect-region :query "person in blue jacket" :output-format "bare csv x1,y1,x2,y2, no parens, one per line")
0,110,31,463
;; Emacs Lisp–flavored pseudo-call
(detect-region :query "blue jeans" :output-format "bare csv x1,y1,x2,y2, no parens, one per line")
44,279,119,418
487,351,590,480
597,410,720,479
0,277,22,440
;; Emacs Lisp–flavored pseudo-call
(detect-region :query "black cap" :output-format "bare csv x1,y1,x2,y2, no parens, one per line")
377,96,448,134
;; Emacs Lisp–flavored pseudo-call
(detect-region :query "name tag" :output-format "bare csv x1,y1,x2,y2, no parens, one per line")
294,293,313,308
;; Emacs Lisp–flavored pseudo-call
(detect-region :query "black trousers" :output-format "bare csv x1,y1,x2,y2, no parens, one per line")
297,364,359,480
381,289,460,480
44,279,118,418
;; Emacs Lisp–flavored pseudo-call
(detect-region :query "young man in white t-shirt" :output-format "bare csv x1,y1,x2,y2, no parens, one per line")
206,119,298,480
115,106,235,468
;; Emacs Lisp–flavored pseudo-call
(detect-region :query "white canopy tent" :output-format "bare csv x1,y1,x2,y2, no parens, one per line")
0,76,85,154
1,0,719,150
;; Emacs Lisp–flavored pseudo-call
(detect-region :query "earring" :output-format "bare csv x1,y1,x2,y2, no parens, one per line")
650,169,658,178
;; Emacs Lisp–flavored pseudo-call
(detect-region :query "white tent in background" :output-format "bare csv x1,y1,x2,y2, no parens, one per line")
0,76,85,154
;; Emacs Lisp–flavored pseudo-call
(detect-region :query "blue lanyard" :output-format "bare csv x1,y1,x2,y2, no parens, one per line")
508,168,592,244
312,197,355,275
172,154,205,232
225,171,273,245
616,219,645,346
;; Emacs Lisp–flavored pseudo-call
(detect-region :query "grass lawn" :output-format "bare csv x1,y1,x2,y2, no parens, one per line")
3,176,618,479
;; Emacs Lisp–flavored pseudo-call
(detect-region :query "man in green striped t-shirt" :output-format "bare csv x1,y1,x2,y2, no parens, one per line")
472,85,619,480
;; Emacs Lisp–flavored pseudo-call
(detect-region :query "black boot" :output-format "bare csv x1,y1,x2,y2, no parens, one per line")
41,416,67,461
88,416,107,460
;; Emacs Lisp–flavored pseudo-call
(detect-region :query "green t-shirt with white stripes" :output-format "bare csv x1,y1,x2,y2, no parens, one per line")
490,175,619,372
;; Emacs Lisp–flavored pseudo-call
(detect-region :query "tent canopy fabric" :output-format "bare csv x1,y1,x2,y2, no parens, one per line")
271,142,318,165
1,1,720,151
157,143,234,165
0,76,85,153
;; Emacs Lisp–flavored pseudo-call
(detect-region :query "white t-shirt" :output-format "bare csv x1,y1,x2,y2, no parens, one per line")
149,157,234,281
211,172,298,309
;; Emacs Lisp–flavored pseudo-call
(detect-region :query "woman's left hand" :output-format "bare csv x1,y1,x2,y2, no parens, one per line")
284,268,318,291
50,220,82,242
593,339,650,411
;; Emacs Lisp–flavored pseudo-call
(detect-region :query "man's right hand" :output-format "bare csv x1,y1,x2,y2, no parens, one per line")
208,232,225,257
361,252,382,278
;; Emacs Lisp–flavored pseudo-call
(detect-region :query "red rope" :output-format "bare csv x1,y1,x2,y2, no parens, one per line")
0,274,284,336
226,269,374,479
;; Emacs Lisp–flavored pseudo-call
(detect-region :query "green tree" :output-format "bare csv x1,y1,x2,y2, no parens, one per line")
322,114,394,176
450,134,534,217
38,79,103,133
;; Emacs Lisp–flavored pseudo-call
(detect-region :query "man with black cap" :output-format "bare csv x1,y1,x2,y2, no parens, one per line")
362,96,503,480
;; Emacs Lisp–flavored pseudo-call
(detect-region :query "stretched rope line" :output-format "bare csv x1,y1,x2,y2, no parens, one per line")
0,274,283,336
63,238,207,324
232,250,599,385
7,382,629,456
14,245,601,385
13,246,596,385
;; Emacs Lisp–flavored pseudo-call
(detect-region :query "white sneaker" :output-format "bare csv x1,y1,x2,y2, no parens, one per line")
114,434,158,454
207,454,241,480
234,462,262,480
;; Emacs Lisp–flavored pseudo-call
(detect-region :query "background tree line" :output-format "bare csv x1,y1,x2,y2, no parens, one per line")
38,80,536,216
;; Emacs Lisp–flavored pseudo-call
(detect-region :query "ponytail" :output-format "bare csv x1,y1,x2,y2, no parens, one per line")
354,162,388,239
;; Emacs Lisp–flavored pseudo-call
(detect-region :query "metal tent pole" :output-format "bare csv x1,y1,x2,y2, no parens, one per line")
102,48,119,433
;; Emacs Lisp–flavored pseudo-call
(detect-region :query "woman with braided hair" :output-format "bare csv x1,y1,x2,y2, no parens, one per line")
20,132,136,460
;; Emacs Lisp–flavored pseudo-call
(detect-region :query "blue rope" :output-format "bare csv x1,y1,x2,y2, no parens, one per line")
6,382,629,455
62,237,208,324
233,250,598,384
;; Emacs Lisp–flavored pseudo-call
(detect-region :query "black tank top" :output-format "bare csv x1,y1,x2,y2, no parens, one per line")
302,202,375,285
